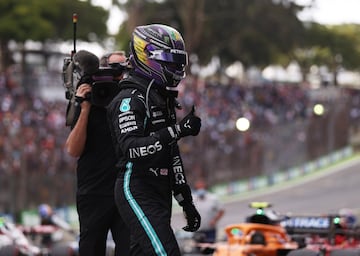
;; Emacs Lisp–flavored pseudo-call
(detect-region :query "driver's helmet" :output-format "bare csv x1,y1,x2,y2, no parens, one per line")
38,204,53,219
129,24,188,88
339,208,357,228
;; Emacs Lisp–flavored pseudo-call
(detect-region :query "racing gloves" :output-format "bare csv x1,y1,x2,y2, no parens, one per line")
168,106,201,139
182,202,201,232
174,184,201,232
157,105,201,144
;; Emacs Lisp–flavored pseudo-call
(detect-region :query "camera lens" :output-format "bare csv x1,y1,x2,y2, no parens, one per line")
109,63,126,76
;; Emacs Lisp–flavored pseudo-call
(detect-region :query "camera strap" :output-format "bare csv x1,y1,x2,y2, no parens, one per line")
65,98,76,127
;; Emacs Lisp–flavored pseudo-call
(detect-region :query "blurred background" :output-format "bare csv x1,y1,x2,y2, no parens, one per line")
1,0,360,225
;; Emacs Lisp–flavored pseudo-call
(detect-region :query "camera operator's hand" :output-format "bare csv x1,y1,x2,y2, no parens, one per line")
171,106,201,139
182,202,201,232
75,83,91,108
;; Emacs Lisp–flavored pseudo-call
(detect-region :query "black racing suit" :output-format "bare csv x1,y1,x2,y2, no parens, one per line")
107,74,192,255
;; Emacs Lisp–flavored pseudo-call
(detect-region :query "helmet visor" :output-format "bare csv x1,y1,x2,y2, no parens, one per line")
149,49,188,66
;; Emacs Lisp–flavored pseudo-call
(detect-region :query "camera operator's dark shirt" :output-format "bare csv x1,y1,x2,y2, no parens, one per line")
74,106,118,196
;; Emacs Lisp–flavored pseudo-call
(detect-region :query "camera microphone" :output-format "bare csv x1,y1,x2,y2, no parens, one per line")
73,50,99,75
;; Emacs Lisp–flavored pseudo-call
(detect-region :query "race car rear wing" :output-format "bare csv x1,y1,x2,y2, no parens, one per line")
282,215,331,235
281,215,360,238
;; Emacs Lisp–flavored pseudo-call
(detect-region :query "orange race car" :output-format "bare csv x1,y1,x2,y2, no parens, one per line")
209,202,299,256
207,202,360,256
211,221,299,256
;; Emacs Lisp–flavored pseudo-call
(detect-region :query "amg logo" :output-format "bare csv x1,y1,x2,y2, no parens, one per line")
129,141,163,158
121,126,138,134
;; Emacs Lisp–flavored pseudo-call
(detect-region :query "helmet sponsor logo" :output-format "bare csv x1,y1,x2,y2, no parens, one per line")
133,34,148,63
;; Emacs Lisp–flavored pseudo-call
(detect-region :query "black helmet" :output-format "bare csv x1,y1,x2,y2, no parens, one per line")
129,24,188,88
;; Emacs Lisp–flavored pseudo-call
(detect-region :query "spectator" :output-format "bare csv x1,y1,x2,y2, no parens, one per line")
1,60,357,220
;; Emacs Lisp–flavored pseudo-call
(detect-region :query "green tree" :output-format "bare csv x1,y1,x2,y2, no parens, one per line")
0,0,109,71
293,46,332,82
198,0,305,67
113,0,306,69
298,23,360,84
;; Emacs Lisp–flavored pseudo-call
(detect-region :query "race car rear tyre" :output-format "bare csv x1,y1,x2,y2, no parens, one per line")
330,249,360,256
287,249,318,256
0,245,19,256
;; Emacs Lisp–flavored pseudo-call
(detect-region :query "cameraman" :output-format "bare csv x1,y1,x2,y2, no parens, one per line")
65,51,130,256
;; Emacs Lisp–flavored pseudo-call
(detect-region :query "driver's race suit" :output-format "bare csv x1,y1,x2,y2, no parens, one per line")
107,74,192,255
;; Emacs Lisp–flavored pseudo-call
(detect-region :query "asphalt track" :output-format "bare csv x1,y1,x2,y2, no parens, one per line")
171,155,360,232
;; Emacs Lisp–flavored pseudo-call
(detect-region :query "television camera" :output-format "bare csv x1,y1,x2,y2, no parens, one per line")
62,14,128,126
62,50,127,126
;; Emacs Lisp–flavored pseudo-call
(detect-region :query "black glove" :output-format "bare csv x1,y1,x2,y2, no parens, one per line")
174,184,200,232
182,202,201,232
174,105,201,138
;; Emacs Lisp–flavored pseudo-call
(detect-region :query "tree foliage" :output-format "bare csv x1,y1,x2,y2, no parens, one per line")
114,0,306,67
2,0,360,75
0,0,109,69
304,23,360,69
0,0,109,42
289,22,360,84
111,0,360,78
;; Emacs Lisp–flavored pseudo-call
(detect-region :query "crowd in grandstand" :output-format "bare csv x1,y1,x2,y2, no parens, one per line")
0,65,356,216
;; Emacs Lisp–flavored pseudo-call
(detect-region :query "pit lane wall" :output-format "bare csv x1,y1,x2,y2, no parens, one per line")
211,146,353,198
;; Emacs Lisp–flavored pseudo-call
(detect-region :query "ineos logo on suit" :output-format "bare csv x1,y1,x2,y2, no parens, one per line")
128,141,163,159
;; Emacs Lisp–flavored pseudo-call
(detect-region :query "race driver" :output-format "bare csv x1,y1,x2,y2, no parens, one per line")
107,24,202,255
